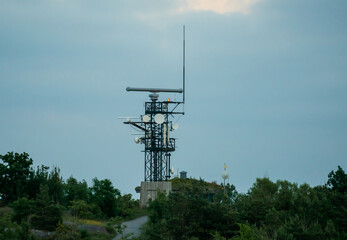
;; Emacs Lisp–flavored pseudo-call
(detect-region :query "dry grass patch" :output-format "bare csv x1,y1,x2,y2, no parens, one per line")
78,218,104,227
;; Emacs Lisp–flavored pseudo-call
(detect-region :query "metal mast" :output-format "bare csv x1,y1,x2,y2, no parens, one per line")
121,26,186,182
124,88,184,181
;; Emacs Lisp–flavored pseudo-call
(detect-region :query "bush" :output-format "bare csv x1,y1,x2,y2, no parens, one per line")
11,197,35,223
30,204,62,231
0,214,36,240
80,228,89,238
70,200,97,219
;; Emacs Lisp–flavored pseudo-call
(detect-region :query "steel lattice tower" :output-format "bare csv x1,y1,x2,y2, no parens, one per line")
123,89,184,182
121,26,186,183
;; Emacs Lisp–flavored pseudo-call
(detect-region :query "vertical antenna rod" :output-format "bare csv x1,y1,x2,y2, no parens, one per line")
183,25,186,103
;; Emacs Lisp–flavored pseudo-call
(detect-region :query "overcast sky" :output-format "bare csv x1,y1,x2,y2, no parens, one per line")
1,0,346,197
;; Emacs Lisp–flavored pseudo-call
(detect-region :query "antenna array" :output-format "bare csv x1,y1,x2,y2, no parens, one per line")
121,26,187,182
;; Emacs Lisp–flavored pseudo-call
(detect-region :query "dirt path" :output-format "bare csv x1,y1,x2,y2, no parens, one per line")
113,216,148,239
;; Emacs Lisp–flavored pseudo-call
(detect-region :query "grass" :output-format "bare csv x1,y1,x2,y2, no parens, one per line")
78,218,104,226
0,206,13,216
63,212,107,227
63,206,147,225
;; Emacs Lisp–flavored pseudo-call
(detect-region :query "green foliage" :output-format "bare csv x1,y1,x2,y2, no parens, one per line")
171,177,224,196
80,228,90,238
117,193,138,218
232,223,255,240
26,165,49,200
105,216,124,234
10,197,35,223
90,178,120,218
234,177,279,227
30,203,62,231
2,151,346,240
56,221,80,240
211,232,226,240
0,206,13,216
0,213,36,240
0,151,142,240
145,188,238,240
327,166,347,193
105,216,134,240
0,213,18,239
70,200,101,219
142,167,347,240
47,166,64,204
233,174,347,240
64,176,90,205
29,185,62,231
0,152,33,203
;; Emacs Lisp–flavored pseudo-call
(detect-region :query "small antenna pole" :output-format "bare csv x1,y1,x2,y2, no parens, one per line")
183,25,186,103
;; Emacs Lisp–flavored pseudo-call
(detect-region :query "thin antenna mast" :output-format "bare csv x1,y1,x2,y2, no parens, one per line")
183,25,186,103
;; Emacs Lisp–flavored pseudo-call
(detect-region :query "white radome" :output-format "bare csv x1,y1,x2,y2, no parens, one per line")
222,171,229,180
154,114,165,124
172,123,179,130
142,115,150,123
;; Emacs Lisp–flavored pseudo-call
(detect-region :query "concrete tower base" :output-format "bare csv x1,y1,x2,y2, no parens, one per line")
139,181,172,208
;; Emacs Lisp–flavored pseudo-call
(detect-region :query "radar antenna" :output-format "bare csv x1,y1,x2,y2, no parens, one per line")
120,26,187,182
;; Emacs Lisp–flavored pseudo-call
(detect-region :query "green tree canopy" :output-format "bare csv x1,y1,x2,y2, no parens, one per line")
327,165,347,193
90,178,120,218
64,176,89,206
0,152,33,203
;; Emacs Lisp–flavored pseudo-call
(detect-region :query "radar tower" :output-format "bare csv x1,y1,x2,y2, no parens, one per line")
120,26,186,188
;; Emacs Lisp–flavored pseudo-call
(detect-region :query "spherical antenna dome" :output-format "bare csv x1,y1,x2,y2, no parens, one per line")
222,170,229,180
172,123,179,130
142,115,150,123
154,114,165,124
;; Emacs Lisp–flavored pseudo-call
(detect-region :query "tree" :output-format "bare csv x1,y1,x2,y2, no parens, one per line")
231,223,256,240
29,185,62,231
325,166,347,236
0,213,19,239
234,178,278,226
144,191,170,240
144,183,238,240
26,165,49,200
90,178,120,218
70,200,101,219
0,213,35,240
117,193,138,218
0,152,33,203
47,166,64,204
63,176,89,206
10,197,35,223
327,166,347,194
